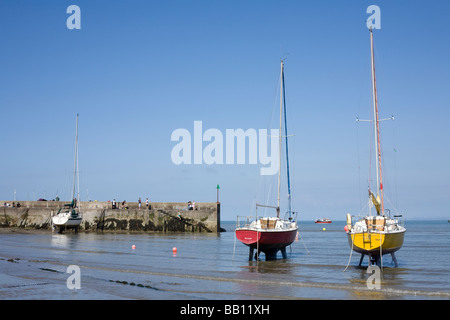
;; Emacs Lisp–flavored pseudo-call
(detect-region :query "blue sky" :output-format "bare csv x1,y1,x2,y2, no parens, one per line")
1,0,449,221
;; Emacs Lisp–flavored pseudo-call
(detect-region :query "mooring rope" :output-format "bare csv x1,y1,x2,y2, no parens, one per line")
379,231,383,273
297,230,309,255
232,230,237,262
343,232,355,272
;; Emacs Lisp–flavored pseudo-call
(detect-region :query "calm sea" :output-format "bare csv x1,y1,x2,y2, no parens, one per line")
1,220,449,301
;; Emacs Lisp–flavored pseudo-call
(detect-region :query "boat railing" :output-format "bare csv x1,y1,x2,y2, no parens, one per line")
236,216,252,229
349,212,405,229
348,214,362,228
236,215,275,229
392,214,405,228
380,208,406,227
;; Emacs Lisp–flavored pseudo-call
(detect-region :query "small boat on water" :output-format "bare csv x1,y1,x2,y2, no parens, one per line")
52,114,83,233
235,59,298,260
345,28,406,267
315,218,332,224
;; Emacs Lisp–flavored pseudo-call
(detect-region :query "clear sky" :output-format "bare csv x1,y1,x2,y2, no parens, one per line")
1,0,449,221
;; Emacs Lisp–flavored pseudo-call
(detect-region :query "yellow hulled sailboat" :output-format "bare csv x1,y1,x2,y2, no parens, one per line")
345,28,406,267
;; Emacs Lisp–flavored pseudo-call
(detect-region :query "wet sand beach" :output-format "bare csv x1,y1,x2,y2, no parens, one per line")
1,221,449,301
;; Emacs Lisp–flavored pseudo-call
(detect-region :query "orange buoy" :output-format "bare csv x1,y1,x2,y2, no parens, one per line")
132,245,136,249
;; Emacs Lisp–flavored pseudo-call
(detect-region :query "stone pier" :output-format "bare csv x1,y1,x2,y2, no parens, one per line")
0,201,221,232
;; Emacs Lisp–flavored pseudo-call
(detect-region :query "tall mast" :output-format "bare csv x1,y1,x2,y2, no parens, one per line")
277,60,283,218
370,28,384,215
72,113,79,201
282,61,292,218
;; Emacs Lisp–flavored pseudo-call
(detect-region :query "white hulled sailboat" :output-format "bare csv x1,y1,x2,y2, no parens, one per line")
52,114,83,233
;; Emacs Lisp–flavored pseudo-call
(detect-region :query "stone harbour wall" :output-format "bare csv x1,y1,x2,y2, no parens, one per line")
0,201,221,232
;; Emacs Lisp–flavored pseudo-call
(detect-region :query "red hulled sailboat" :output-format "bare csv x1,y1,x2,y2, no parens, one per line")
235,60,299,260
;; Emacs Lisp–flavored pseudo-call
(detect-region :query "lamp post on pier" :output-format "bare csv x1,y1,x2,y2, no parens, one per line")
216,184,220,203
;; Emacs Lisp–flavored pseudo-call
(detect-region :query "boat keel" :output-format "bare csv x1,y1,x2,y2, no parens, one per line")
390,252,398,267
358,252,399,268
248,246,289,261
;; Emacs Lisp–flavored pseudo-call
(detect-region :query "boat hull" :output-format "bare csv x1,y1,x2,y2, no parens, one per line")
52,212,82,227
347,229,405,256
235,228,298,251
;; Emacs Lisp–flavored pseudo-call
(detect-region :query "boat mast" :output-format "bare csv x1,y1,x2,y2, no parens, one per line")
72,113,79,202
370,28,384,215
282,61,292,218
277,60,283,218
